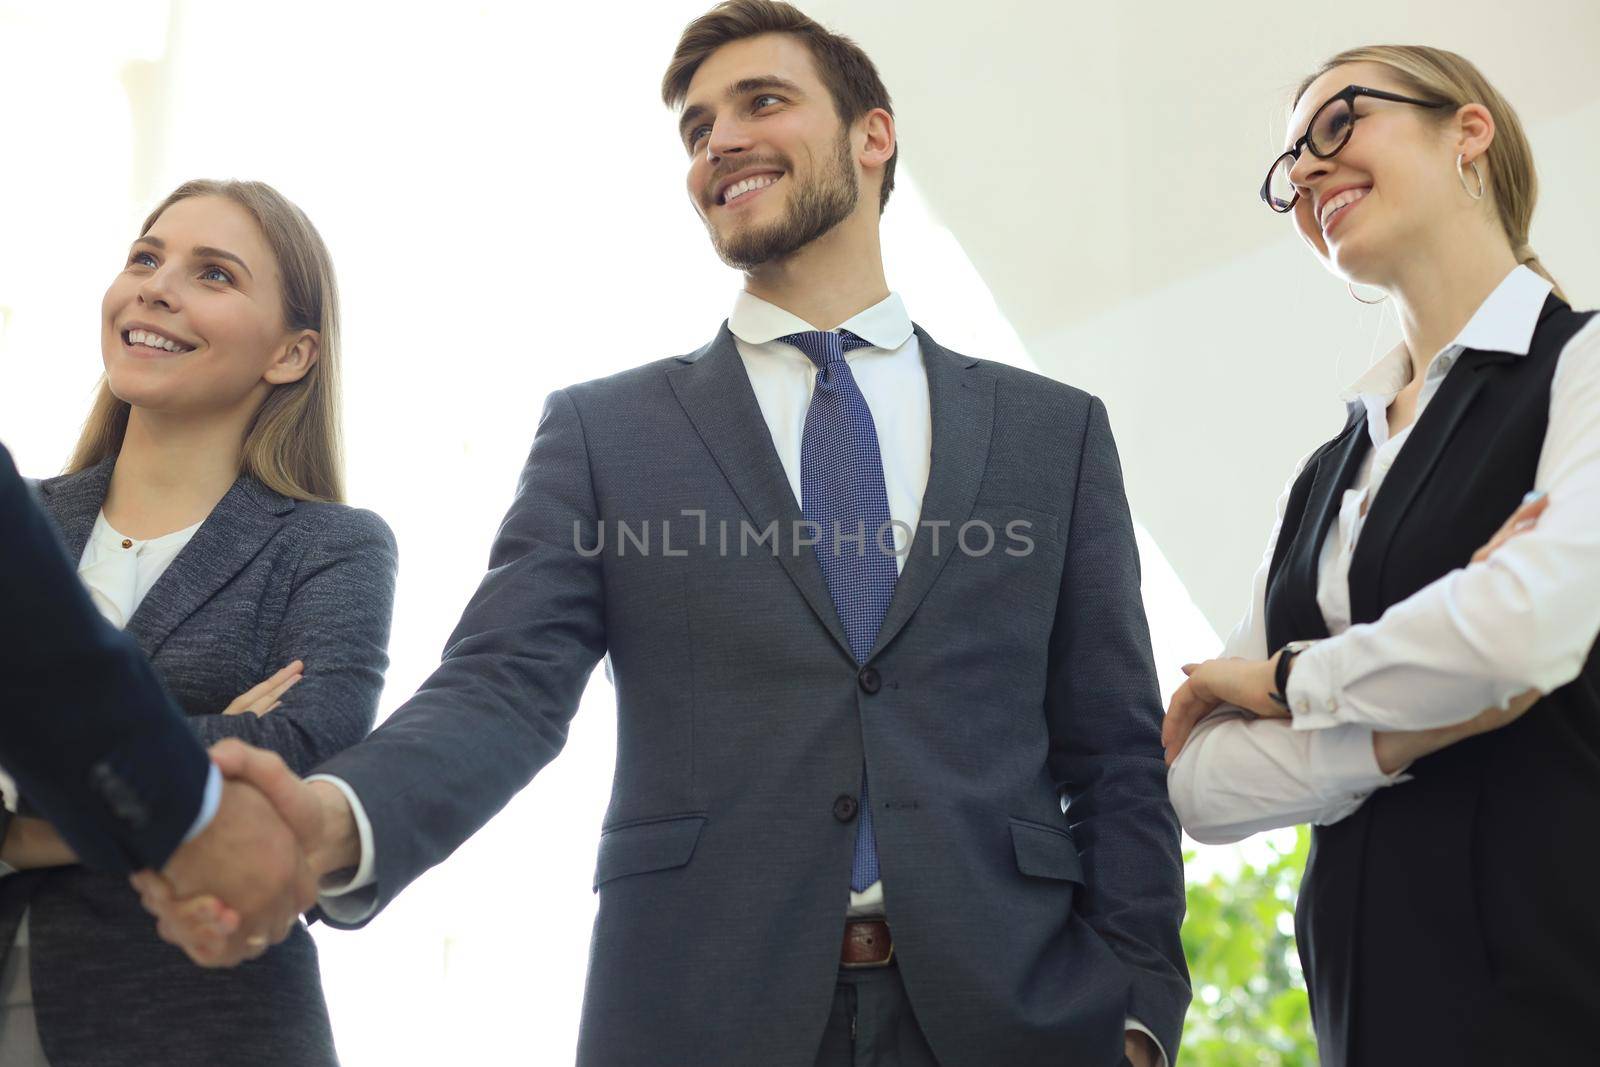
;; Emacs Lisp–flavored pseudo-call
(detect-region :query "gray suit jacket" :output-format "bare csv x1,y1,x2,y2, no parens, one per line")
318,326,1189,1065
0,458,397,1067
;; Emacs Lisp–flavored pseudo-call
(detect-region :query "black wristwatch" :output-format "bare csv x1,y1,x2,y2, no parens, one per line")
1270,640,1317,709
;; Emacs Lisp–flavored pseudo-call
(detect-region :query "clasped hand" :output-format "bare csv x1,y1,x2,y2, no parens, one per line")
129,739,334,967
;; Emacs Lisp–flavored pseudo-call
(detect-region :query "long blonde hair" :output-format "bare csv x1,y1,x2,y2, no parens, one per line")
68,179,346,502
1296,45,1566,302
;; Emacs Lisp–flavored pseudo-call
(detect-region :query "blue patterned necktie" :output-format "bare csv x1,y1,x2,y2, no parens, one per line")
782,328,896,892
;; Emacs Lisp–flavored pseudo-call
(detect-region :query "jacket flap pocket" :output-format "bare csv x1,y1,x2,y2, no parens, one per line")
1010,818,1084,884
593,814,707,890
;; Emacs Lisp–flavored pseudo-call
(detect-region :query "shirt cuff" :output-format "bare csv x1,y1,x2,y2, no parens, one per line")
1125,1018,1168,1067
1308,725,1409,799
304,774,379,924
180,764,224,844
1284,641,1343,729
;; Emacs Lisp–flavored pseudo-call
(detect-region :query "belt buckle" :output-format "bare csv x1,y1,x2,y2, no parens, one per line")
840,920,895,969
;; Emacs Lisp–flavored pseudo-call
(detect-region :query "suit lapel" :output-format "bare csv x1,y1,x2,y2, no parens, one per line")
1283,413,1368,640
125,477,293,659
667,325,853,661
1347,350,1512,624
37,458,116,561
669,324,996,665
868,328,993,660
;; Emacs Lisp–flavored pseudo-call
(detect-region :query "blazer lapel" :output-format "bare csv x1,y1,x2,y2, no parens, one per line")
37,458,116,561
1347,349,1513,624
125,477,293,659
667,325,853,661
1282,412,1368,640
868,328,994,660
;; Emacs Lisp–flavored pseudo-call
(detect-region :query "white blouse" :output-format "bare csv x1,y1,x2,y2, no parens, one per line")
1170,266,1600,843
0,512,201,945
76,511,203,630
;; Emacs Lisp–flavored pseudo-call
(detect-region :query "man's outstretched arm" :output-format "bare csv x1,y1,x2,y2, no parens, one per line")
0,441,209,871
139,388,608,959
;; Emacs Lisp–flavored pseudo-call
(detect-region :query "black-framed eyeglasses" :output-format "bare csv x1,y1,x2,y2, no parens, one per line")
1261,84,1450,213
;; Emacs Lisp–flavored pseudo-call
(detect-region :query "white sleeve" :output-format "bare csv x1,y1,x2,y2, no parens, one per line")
180,764,224,844
1287,317,1600,731
0,768,14,874
1168,449,1404,844
304,774,379,924
1125,1017,1169,1067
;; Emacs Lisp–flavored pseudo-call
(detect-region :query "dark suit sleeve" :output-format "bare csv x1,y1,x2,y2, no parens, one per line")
186,508,398,775
1044,398,1190,1055
312,390,607,926
0,443,209,874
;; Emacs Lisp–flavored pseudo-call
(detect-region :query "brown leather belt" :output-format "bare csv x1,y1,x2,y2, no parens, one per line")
840,919,894,968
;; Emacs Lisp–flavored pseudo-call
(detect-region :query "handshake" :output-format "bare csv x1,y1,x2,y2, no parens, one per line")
130,740,361,967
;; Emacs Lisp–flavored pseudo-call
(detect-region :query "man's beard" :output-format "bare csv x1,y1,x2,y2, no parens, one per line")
707,132,859,271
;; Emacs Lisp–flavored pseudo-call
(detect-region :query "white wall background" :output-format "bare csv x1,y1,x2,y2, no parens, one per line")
807,0,1600,633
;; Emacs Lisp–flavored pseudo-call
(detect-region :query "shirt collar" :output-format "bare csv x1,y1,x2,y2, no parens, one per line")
93,510,204,552
729,290,913,351
1340,265,1552,403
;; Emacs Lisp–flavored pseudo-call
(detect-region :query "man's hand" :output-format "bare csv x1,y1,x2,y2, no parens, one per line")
132,773,315,967
1124,1028,1159,1067
132,740,361,967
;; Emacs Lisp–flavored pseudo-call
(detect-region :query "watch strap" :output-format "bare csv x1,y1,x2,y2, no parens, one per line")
1270,641,1311,708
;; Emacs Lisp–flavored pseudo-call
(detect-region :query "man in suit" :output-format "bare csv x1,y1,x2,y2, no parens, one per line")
0,441,314,951
148,3,1188,1062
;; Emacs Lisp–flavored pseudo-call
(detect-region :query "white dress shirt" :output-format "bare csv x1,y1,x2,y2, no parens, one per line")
0,512,209,946
319,292,1165,1063
1170,266,1600,843
731,289,928,920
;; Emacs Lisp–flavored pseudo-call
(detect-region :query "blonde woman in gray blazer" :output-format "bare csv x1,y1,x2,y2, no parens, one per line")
0,180,395,1067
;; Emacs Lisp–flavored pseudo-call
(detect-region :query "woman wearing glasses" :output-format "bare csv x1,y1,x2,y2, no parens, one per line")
1163,46,1600,1065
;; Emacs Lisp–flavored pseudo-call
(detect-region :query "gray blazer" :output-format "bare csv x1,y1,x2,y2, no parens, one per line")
318,326,1189,1065
0,458,396,1067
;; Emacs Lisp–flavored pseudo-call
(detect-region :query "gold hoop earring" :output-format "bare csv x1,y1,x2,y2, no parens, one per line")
1457,153,1485,200
1348,281,1387,305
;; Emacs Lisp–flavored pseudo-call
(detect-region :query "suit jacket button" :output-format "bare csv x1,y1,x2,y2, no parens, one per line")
833,795,859,823
857,667,881,694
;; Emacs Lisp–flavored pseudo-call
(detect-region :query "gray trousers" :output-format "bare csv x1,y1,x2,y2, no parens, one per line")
812,964,940,1067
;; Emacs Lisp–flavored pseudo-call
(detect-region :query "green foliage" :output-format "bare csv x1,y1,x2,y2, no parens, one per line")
1178,827,1319,1066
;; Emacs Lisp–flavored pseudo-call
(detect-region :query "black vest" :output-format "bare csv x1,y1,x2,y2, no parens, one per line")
1264,296,1600,1066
